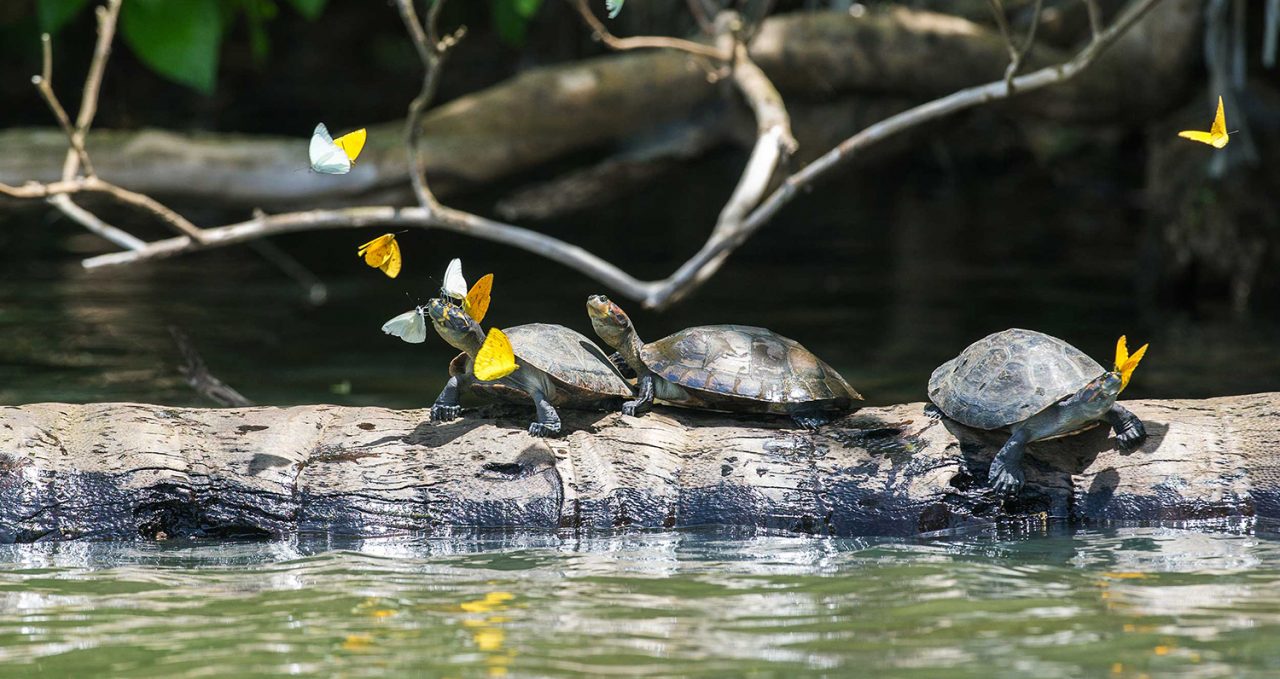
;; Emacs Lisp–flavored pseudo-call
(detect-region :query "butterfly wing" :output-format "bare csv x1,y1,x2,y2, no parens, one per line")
606,0,624,18
334,128,367,162
1177,130,1216,146
310,123,351,174
381,307,427,343
473,328,519,381
380,240,402,278
441,258,468,301
1209,96,1228,148
1113,335,1130,372
464,273,493,323
358,234,395,266
1119,343,1148,391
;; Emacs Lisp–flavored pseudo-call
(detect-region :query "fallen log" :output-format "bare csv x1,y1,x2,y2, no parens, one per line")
0,392,1273,543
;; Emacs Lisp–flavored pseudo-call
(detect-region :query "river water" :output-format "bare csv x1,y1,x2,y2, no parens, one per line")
2,158,1279,676
2,526,1280,677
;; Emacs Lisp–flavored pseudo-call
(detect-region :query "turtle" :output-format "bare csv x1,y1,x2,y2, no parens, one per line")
928,328,1149,495
426,298,633,437
585,294,862,429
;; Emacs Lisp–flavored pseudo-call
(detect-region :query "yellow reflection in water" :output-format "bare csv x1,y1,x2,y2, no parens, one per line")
458,591,518,677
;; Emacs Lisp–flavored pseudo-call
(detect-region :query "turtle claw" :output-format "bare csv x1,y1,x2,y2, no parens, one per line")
988,459,1024,496
528,421,561,437
431,404,461,422
791,414,829,431
1115,418,1147,450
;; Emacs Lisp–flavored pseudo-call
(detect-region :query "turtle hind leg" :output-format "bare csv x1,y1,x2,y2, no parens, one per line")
788,405,831,431
527,388,562,437
1105,404,1146,450
989,427,1031,495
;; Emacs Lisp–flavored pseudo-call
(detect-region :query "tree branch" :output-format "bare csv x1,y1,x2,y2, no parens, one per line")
7,0,1167,313
394,0,466,210
31,34,94,178
79,206,658,300
62,0,121,181
637,0,1166,309
568,0,730,60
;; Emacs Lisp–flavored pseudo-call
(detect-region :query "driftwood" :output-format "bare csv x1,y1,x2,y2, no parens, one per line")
0,392,1274,543
0,4,1200,209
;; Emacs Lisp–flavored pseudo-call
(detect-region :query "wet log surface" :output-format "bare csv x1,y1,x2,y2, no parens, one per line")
0,392,1275,543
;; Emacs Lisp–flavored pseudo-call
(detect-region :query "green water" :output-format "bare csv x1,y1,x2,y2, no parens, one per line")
1,527,1279,678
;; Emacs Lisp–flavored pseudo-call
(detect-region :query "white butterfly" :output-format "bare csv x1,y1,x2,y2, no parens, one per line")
309,123,365,175
606,0,624,19
381,306,427,344
441,258,467,302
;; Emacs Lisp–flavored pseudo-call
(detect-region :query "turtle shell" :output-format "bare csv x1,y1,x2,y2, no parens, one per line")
504,323,631,398
928,328,1105,430
640,324,861,406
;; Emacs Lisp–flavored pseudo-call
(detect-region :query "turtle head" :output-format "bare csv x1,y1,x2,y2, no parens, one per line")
427,297,484,353
1064,371,1123,421
586,294,634,350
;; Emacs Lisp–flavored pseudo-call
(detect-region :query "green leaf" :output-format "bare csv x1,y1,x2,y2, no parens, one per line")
239,0,276,64
513,0,543,17
120,0,223,94
36,0,91,34
286,0,328,20
491,0,543,45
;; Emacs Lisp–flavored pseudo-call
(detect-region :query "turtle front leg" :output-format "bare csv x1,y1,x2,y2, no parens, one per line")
607,352,637,380
989,427,1031,495
623,373,655,417
1105,404,1146,450
527,387,562,437
431,375,463,422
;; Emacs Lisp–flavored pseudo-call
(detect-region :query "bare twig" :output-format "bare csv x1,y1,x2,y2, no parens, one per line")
989,0,1045,92
1006,0,1044,90
395,0,466,210
569,0,730,60
247,239,328,305
32,34,94,178
0,176,204,239
987,0,1018,61
62,0,121,181
23,0,206,246
1084,0,1103,40
170,327,254,407
668,29,797,307
48,195,148,251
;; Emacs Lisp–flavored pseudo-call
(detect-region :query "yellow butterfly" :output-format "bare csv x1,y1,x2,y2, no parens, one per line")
1114,335,1149,392
334,128,367,161
356,233,401,278
464,273,493,323
474,327,519,381
1177,96,1229,148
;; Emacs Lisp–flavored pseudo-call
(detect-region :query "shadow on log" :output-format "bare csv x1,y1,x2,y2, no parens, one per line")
0,392,1274,543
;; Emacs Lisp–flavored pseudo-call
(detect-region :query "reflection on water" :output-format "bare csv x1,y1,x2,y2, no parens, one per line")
0,527,1278,677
